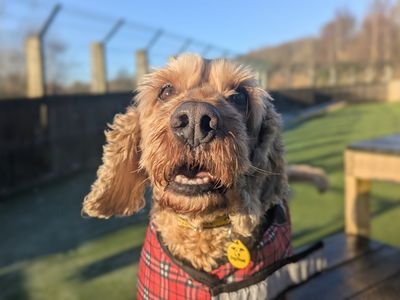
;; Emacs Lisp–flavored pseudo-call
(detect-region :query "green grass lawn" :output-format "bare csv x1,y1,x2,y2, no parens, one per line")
0,102,399,300
286,102,400,247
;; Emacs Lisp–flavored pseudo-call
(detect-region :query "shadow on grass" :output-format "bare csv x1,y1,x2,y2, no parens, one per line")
286,137,346,154
291,160,344,174
284,115,349,131
288,150,344,172
292,184,400,247
285,124,352,141
0,169,151,269
77,245,142,281
0,269,29,300
329,185,400,218
292,226,333,241
292,213,343,243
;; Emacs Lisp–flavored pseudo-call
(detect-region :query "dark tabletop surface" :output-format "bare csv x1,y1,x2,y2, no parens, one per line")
347,134,400,155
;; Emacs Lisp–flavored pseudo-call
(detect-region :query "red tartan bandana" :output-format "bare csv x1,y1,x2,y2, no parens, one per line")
137,203,292,300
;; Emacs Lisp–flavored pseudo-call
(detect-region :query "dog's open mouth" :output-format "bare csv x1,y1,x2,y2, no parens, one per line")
167,164,221,196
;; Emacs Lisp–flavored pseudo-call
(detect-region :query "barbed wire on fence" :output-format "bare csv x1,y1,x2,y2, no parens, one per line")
0,0,245,98
3,0,399,99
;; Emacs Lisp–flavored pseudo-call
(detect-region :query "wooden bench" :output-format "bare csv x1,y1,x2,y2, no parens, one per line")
284,135,400,299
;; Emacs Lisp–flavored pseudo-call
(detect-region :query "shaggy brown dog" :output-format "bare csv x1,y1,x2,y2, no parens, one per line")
82,54,288,272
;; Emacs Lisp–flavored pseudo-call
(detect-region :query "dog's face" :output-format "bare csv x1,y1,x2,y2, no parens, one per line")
83,54,287,221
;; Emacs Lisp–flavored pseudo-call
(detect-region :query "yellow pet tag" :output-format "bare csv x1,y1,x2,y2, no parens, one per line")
227,239,251,269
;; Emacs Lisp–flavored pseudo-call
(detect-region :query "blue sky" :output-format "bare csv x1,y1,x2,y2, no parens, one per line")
2,0,378,83
53,0,370,51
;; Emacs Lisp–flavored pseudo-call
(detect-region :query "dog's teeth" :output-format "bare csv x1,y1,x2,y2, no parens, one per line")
196,178,204,184
173,172,214,185
174,175,183,184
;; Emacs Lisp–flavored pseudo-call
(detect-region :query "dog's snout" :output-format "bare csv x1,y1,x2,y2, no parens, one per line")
171,101,221,147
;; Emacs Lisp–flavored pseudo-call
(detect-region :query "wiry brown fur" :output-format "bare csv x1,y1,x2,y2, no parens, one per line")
82,54,288,272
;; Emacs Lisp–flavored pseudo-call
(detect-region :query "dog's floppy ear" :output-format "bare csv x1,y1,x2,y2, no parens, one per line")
250,90,288,203
230,90,288,237
82,106,147,218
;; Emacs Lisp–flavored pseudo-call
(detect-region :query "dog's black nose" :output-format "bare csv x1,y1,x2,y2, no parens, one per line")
170,101,221,147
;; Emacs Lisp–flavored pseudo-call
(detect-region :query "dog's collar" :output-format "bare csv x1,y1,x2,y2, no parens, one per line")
177,214,231,231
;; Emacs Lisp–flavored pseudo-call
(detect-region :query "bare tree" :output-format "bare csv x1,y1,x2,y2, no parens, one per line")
389,0,400,62
361,0,394,64
320,8,356,66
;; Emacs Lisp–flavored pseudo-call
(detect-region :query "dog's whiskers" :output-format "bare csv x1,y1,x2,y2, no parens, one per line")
249,165,281,176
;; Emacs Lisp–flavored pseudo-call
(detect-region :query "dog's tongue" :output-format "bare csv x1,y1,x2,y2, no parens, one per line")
177,165,212,179
195,171,211,178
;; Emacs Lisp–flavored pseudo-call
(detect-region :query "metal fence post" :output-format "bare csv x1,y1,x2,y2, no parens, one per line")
91,42,107,93
25,4,61,98
25,36,45,98
90,19,124,94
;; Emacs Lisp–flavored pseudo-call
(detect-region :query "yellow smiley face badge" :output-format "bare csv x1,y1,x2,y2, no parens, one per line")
227,239,251,269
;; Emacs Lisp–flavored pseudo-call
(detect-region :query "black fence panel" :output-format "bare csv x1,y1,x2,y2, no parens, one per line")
0,92,133,197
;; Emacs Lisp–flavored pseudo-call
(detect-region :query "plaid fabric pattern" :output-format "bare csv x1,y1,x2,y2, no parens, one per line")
137,222,212,300
137,203,292,300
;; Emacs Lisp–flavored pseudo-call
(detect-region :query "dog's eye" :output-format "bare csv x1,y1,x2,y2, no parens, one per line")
159,84,175,101
228,88,248,109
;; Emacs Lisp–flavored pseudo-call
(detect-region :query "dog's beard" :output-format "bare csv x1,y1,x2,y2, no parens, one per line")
142,127,250,215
